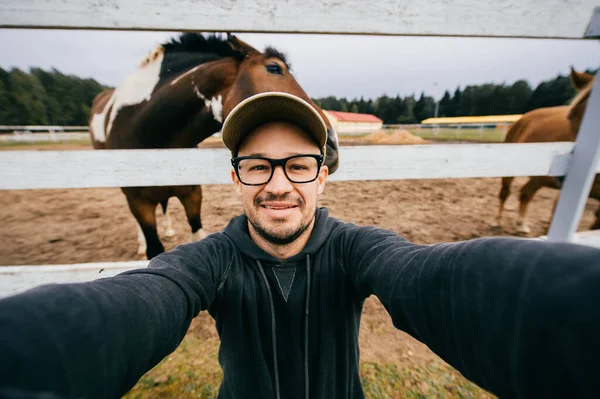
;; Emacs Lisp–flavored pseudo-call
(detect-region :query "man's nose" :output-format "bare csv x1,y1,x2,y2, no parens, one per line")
265,166,293,195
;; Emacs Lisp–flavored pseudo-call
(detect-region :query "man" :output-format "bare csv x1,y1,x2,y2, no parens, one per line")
1,92,600,399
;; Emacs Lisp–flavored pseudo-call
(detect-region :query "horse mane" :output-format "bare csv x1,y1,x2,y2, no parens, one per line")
151,33,243,81
151,32,290,81
162,33,245,60
264,46,292,70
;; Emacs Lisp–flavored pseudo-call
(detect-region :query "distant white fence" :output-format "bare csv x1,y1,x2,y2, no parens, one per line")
0,125,90,143
0,0,599,297
0,132,90,143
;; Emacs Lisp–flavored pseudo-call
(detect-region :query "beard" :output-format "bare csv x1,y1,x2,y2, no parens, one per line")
246,193,315,245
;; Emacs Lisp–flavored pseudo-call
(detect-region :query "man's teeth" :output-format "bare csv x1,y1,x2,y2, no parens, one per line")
264,205,294,209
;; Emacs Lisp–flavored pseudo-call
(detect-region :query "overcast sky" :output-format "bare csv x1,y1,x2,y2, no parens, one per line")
1,28,597,100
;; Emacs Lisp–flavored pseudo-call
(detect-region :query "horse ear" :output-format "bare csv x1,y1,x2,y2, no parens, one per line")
226,34,260,56
570,66,594,90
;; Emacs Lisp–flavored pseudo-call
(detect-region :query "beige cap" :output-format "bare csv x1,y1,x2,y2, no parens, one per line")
221,91,328,156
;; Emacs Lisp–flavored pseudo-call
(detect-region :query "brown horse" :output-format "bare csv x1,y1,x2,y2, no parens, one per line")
89,33,340,259
496,67,595,234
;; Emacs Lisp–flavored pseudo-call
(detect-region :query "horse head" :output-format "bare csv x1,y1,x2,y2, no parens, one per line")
95,33,341,171
570,66,594,91
220,34,340,173
568,68,594,134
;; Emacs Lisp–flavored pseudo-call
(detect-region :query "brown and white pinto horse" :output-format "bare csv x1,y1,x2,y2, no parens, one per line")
496,67,595,234
89,33,340,259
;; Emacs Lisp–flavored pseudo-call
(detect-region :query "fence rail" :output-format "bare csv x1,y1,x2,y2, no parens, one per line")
0,143,583,189
1,0,597,39
0,261,148,298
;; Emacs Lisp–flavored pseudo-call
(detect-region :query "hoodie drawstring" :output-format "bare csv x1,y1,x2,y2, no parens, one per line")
256,256,312,399
256,260,281,399
304,254,311,399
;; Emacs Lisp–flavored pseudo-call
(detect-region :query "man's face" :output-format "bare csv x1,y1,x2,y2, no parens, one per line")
231,121,328,245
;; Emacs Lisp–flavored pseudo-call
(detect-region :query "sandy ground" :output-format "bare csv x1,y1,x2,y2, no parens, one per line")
3,176,596,266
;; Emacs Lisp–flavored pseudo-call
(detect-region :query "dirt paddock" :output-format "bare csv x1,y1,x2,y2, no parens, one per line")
2,141,598,397
1,173,597,267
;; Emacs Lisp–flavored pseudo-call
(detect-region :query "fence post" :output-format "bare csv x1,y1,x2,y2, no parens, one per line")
547,60,600,242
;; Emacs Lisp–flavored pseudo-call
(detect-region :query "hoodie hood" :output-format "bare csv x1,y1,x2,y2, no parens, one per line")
223,207,337,262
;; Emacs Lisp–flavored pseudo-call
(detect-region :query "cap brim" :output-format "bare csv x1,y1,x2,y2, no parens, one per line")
221,92,328,156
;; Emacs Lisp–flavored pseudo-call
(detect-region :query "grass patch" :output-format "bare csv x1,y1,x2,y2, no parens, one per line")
0,139,92,148
338,128,505,143
123,334,495,399
123,333,222,399
360,362,494,399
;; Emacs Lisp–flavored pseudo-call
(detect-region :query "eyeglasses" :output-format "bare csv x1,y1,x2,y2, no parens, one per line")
231,154,323,186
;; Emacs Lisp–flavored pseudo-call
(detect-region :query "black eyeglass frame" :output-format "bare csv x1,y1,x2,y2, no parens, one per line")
231,154,324,186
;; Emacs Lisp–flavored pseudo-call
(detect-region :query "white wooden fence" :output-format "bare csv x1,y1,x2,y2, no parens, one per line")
0,126,90,143
1,0,599,298
0,132,90,143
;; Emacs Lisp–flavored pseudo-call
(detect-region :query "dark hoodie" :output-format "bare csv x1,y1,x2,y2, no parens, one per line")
2,208,600,399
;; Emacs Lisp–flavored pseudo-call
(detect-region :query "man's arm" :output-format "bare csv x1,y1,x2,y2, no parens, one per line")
0,237,227,399
343,226,600,398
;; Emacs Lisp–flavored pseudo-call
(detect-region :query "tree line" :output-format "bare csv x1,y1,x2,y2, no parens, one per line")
313,69,595,124
0,66,593,126
0,67,109,126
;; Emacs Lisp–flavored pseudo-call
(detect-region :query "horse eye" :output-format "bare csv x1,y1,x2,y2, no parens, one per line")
266,63,283,75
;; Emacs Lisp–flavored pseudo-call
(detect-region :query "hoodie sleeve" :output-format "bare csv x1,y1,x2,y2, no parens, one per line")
343,225,600,398
0,235,229,399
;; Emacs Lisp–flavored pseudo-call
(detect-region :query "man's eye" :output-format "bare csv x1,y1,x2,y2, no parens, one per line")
290,164,308,171
250,165,268,171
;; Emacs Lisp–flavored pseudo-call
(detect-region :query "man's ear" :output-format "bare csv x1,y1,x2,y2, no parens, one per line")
317,165,328,195
231,168,243,196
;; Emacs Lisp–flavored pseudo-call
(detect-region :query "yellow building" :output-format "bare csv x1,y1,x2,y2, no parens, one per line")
421,115,522,125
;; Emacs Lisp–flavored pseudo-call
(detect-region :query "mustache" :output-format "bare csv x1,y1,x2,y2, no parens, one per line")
254,193,304,207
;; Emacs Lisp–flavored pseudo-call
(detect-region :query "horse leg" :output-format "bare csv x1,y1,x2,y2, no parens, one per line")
591,205,600,230
136,223,146,256
126,197,164,259
544,196,560,235
587,179,600,230
178,185,207,242
160,199,176,239
496,176,514,228
517,177,545,234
